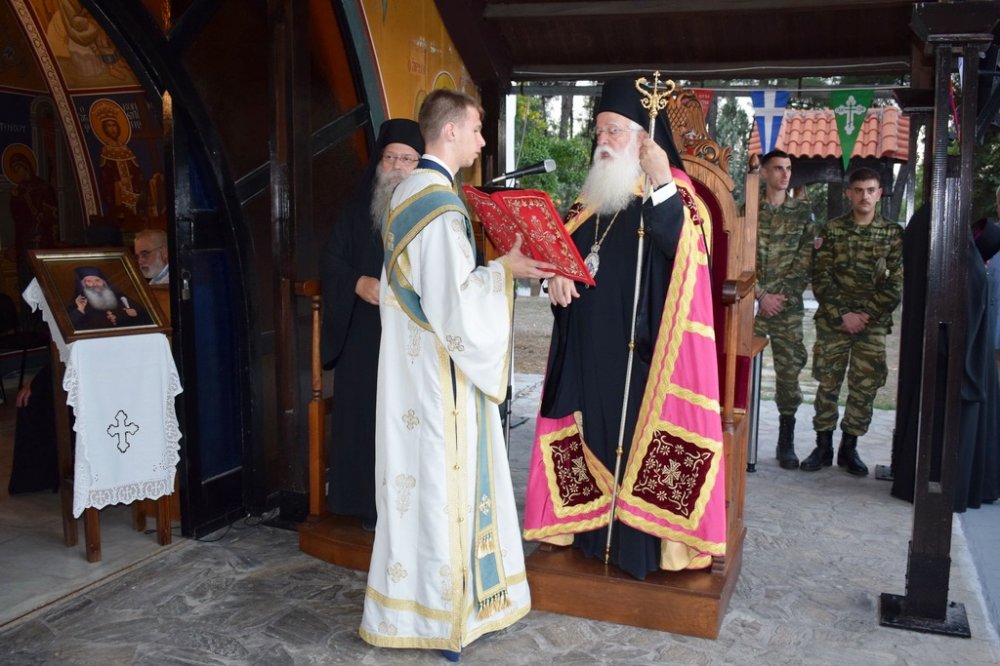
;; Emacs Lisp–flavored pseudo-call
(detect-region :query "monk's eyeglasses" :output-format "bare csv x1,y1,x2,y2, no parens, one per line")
382,153,419,165
134,246,163,260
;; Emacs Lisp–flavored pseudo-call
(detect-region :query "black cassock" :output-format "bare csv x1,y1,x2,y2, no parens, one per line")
320,197,382,524
7,362,59,495
541,193,685,580
890,206,1000,511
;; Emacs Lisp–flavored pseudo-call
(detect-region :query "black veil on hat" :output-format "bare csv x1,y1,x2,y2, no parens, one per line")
353,118,425,201
595,76,686,173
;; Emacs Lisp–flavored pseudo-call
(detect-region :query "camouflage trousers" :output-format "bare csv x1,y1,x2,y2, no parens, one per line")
754,308,807,416
811,318,888,436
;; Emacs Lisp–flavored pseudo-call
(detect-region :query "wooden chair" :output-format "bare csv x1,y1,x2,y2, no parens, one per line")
296,279,376,570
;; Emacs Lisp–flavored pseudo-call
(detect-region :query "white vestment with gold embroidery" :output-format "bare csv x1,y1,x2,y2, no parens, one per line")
360,169,531,651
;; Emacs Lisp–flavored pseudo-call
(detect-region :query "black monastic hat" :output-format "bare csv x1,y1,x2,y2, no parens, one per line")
596,77,686,173
377,118,424,156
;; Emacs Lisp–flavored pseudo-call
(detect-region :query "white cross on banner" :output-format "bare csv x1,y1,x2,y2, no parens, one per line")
750,90,790,155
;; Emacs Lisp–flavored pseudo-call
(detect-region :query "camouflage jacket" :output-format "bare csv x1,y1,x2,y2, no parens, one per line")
812,212,903,333
756,197,814,309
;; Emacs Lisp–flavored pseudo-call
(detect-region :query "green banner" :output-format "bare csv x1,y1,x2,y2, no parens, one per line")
830,89,873,170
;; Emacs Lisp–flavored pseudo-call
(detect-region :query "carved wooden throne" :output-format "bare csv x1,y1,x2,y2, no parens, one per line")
523,86,760,639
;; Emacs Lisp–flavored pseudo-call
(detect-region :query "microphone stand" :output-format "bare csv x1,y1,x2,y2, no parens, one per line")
477,183,520,456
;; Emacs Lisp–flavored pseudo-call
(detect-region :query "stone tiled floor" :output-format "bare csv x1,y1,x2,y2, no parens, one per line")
1,375,998,665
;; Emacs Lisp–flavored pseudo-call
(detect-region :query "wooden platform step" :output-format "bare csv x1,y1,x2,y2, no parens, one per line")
524,528,744,639
298,513,373,572
300,513,743,639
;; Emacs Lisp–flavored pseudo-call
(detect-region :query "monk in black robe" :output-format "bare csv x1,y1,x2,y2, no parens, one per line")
890,206,1000,510
319,119,423,528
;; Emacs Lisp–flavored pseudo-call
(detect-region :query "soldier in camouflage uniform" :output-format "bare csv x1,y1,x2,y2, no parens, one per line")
754,150,814,469
802,167,903,476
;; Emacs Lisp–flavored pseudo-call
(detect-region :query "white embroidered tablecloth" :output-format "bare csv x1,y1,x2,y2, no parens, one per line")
23,278,68,361
23,280,182,517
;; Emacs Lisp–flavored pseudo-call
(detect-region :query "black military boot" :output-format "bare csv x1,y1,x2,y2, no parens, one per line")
775,415,799,470
800,431,833,471
837,433,869,476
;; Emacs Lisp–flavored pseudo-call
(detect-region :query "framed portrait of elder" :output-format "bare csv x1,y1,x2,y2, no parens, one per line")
28,248,169,343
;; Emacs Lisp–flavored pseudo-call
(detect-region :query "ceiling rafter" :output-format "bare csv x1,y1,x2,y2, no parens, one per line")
436,1,923,86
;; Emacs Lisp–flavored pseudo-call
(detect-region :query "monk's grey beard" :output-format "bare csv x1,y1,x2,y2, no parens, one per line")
370,168,407,230
83,286,120,310
580,138,643,216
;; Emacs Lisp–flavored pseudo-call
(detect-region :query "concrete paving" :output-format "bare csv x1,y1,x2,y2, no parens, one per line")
1,374,997,665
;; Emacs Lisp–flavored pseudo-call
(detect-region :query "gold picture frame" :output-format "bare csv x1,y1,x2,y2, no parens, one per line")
28,248,170,343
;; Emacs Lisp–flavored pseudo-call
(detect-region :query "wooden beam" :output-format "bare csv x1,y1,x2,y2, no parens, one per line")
485,0,914,19
434,0,512,86
511,57,912,80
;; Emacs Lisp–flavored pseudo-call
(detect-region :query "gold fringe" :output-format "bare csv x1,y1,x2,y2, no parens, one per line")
477,590,511,619
477,532,493,558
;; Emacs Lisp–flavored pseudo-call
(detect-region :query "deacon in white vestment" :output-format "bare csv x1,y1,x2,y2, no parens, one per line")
360,89,554,657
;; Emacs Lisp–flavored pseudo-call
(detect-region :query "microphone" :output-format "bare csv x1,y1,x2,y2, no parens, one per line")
489,159,556,183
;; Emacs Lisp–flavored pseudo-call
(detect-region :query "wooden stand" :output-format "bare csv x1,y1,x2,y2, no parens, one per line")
51,341,173,562
527,530,744,638
299,513,374,571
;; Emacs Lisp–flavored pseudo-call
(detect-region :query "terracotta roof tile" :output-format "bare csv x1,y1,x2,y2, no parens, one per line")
748,107,910,161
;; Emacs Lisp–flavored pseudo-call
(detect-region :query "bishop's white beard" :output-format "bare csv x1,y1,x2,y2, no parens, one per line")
83,285,120,311
580,137,643,216
370,167,408,231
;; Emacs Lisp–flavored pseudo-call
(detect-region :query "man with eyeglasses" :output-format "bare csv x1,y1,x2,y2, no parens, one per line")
523,77,726,581
133,229,169,284
320,119,424,533
803,167,902,477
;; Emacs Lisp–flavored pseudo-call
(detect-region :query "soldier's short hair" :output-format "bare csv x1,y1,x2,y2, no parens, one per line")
847,167,881,186
761,149,791,166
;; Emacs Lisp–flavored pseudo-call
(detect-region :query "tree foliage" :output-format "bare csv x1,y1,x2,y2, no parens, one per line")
510,95,591,214
972,126,1000,220
714,97,752,203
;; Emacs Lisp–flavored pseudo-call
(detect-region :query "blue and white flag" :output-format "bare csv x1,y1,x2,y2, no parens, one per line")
750,90,790,154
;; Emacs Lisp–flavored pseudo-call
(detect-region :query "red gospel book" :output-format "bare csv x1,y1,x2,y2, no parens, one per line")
462,186,595,286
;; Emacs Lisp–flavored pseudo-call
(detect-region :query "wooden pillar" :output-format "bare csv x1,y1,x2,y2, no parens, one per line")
880,0,1000,636
479,81,505,183
268,0,312,517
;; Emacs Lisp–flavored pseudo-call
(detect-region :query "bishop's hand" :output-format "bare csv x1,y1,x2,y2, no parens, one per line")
638,138,672,189
547,275,579,307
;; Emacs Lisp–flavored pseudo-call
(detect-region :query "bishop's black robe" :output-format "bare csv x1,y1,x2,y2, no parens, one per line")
540,192,686,580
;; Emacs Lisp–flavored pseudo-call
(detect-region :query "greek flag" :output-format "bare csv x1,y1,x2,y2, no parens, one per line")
750,90,790,154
